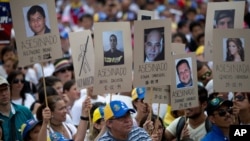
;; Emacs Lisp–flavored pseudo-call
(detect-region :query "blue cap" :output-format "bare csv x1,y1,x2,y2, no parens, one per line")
132,87,146,101
104,100,135,121
21,119,42,139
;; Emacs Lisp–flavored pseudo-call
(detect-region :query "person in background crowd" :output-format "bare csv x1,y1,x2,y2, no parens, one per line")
197,60,213,87
233,92,250,125
202,97,233,141
53,58,74,85
131,87,150,126
0,76,33,141
140,114,167,141
7,70,35,109
21,119,43,141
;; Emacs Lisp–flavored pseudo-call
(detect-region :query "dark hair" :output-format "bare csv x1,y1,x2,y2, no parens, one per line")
1,45,15,63
38,76,61,91
198,85,208,103
7,70,26,103
196,33,205,45
38,86,58,104
189,21,202,32
172,32,188,45
36,95,62,121
63,80,75,93
177,20,188,31
176,59,190,75
226,38,244,61
110,34,117,41
139,114,166,141
197,60,210,72
27,5,46,21
215,10,234,24
78,13,93,22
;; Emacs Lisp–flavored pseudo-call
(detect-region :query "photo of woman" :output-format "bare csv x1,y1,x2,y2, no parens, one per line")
225,38,244,62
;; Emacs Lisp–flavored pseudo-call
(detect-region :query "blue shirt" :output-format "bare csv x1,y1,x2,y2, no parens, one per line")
201,125,229,141
98,126,152,141
0,103,34,141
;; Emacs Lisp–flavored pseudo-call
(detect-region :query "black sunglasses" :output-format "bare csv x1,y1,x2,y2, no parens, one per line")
13,79,25,84
214,108,233,117
59,67,73,73
199,71,212,81
235,95,245,102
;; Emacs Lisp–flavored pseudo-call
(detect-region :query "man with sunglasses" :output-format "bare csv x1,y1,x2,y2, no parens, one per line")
202,97,233,141
98,100,152,141
0,76,33,141
197,60,213,87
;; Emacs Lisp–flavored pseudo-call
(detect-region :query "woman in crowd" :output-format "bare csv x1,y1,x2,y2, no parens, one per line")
53,58,74,85
140,114,166,141
63,80,80,110
225,38,244,62
36,95,77,140
233,92,250,125
7,70,35,109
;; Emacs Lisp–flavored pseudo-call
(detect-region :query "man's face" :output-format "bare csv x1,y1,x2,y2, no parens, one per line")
209,105,233,128
110,36,117,50
107,112,133,136
216,17,233,29
29,11,46,35
178,63,192,85
198,65,212,86
145,31,161,61
0,84,10,106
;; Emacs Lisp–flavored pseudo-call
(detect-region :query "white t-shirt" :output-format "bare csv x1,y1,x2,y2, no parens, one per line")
167,117,207,141
12,93,35,109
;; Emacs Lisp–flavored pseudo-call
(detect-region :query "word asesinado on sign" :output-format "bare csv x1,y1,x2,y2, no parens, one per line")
98,67,126,77
216,64,250,73
138,62,167,73
21,35,58,49
172,89,195,103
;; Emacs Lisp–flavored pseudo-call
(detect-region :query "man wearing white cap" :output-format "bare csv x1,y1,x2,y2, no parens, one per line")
0,76,33,141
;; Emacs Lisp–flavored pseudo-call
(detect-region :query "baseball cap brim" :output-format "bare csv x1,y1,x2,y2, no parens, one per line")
114,108,135,118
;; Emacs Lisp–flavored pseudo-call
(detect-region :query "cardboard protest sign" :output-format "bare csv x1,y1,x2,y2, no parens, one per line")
171,53,198,110
204,1,244,61
143,86,170,104
0,1,12,44
213,29,250,92
10,0,62,66
93,22,132,95
171,43,186,55
68,30,94,90
133,19,172,87
137,10,155,20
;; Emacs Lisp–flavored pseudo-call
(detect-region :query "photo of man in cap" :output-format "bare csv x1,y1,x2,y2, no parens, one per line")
214,10,235,29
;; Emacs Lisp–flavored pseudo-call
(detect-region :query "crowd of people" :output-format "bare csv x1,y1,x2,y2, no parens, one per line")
0,0,250,141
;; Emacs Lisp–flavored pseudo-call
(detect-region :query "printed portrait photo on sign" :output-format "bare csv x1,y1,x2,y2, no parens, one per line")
175,57,193,89
214,9,235,29
144,27,164,62
223,38,244,62
103,31,124,66
23,3,51,37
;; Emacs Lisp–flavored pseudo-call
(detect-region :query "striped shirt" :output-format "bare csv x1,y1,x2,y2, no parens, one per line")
98,126,152,141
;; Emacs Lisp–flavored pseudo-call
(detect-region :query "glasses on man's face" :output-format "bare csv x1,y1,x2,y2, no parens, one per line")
213,108,233,117
199,71,212,81
59,67,73,73
12,79,25,84
234,95,246,102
